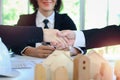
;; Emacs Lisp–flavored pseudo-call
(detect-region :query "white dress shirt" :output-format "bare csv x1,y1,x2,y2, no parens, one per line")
36,10,55,29
69,31,86,54
74,31,86,47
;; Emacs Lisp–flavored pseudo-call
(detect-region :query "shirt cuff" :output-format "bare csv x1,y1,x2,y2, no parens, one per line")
21,46,30,56
69,46,84,56
74,46,84,54
36,42,50,47
73,31,86,47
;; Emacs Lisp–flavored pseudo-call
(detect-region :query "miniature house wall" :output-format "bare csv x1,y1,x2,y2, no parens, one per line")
35,50,73,80
73,50,113,80
114,60,120,80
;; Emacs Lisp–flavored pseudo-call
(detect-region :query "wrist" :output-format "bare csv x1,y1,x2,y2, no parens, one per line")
69,47,81,56
21,46,32,56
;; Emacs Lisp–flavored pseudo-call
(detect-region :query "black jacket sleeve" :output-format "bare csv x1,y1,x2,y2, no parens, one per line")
83,25,120,49
0,25,43,55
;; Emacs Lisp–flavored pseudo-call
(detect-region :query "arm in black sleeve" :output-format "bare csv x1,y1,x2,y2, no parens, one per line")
0,25,43,55
83,25,120,49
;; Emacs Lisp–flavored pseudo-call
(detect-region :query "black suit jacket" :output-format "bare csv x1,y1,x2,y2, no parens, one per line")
17,11,77,30
83,25,120,49
0,25,43,54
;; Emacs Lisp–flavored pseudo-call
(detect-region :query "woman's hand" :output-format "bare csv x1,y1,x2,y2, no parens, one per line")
23,45,55,58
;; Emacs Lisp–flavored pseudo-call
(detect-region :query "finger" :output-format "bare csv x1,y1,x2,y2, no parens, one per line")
63,37,70,45
50,42,57,47
59,37,69,48
62,30,75,39
37,45,55,50
39,48,55,54
38,53,50,58
62,47,69,51
54,42,68,50
53,38,68,49
32,50,53,58
50,38,65,48
57,30,69,37
49,32,70,49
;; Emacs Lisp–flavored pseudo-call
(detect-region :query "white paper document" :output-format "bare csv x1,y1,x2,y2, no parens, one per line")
11,55,44,69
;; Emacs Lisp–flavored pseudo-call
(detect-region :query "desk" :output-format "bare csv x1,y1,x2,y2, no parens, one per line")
0,55,45,80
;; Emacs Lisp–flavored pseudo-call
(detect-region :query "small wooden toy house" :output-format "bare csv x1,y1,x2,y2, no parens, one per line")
73,50,113,80
35,50,73,80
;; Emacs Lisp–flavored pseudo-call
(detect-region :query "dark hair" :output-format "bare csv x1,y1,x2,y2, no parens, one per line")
29,0,63,12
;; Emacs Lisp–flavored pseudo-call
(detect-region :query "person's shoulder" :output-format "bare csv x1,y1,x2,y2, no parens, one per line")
104,25,119,29
55,11,67,16
55,12,70,19
19,12,36,18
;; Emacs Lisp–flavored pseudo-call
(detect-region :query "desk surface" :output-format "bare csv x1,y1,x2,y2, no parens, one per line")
0,55,45,80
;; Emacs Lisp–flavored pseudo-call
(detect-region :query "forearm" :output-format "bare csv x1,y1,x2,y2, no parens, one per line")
0,25,44,55
83,25,120,49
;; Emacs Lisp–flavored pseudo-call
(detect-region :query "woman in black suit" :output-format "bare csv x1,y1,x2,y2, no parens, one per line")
17,0,76,30
16,0,77,57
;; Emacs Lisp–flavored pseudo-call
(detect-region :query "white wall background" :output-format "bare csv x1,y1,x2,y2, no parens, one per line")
0,0,2,24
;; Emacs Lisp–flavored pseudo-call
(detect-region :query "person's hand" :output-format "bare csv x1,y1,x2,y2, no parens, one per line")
23,46,55,58
58,30,76,46
43,29,69,49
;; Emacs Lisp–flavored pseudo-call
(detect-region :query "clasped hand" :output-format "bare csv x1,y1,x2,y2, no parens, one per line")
24,29,76,58
43,29,75,50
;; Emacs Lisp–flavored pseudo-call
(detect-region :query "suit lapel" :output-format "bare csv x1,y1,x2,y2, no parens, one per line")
29,11,37,26
54,12,62,30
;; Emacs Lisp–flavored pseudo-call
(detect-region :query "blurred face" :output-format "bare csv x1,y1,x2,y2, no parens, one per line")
37,0,57,12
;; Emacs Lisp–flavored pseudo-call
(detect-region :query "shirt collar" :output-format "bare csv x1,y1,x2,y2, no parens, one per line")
36,10,55,24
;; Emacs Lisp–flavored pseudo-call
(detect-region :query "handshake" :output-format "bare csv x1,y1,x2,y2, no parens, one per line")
43,29,76,50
